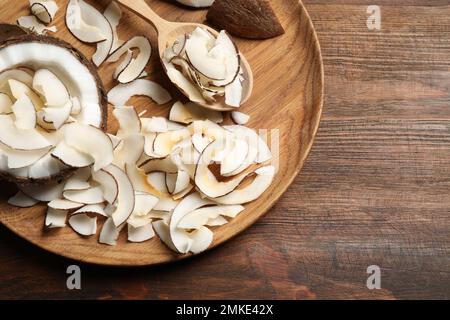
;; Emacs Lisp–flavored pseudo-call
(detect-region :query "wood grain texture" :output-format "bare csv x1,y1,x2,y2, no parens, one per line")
0,0,323,266
1,0,450,299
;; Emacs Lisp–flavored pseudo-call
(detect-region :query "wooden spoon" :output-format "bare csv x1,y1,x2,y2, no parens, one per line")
115,0,253,111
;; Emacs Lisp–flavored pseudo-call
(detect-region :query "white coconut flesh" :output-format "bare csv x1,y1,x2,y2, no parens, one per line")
169,192,214,253
175,0,214,8
91,169,118,204
99,217,122,246
51,140,94,168
103,1,124,52
128,223,155,243
63,185,104,204
30,0,59,25
231,111,250,125
48,198,83,210
107,36,152,84
74,203,107,217
102,164,135,227
17,16,57,35
108,79,172,107
66,0,113,66
169,101,223,124
69,213,97,236
63,123,113,171
177,205,244,230
66,0,106,44
163,27,243,108
113,134,145,170
45,207,68,228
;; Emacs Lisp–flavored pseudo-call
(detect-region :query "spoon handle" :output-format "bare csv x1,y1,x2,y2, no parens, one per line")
115,0,169,35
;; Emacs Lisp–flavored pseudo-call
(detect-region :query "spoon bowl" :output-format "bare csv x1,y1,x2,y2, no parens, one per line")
115,0,253,111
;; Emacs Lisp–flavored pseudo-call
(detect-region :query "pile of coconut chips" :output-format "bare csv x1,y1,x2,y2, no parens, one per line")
4,0,275,255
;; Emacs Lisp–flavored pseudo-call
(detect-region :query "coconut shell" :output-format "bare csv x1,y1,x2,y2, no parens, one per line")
0,26,108,186
0,23,28,43
206,0,285,40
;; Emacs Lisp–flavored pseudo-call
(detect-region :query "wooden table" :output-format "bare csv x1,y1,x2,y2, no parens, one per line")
1,0,449,300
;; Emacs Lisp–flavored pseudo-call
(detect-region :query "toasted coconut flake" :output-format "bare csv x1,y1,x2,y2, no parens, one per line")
99,217,123,245
108,79,172,106
112,49,132,80
164,63,206,104
33,69,70,107
107,36,152,84
225,76,242,108
17,16,57,35
152,220,177,251
113,134,145,169
175,0,214,8
125,163,162,196
231,111,250,125
0,115,50,151
169,101,223,124
64,123,114,171
224,125,272,163
103,164,135,227
140,156,179,174
178,205,244,229
11,95,36,130
194,140,249,198
63,186,104,205
52,140,94,168
74,203,107,217
45,207,67,228
169,193,214,253
220,139,249,175
8,191,39,208
152,129,191,157
66,0,107,43
189,226,213,254
113,106,141,137
91,169,118,204
214,166,275,204
128,223,154,243
103,1,124,52
206,215,228,226
30,1,58,25
69,213,97,236
64,167,91,191
48,198,83,210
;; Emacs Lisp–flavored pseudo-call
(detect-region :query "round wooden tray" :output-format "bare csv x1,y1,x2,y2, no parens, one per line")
0,0,323,266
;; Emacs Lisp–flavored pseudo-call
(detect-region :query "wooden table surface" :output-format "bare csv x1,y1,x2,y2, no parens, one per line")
1,0,449,300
